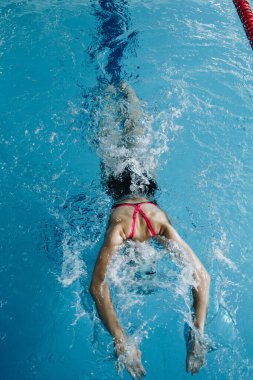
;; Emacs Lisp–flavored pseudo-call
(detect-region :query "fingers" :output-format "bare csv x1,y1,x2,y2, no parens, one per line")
186,334,207,376
186,354,203,376
125,363,136,379
126,359,146,380
128,367,136,379
119,344,146,380
135,363,145,380
131,365,145,380
140,364,146,377
191,362,200,376
138,366,147,379
136,349,146,378
137,361,146,377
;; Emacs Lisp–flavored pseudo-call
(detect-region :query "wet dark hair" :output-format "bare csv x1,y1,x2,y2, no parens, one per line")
101,164,158,201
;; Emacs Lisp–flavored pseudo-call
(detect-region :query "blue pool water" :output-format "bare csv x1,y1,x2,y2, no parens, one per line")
1,1,253,379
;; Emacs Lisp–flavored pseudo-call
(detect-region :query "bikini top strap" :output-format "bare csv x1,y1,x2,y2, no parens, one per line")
112,202,158,238
112,201,158,208
138,201,158,206
128,204,140,239
138,206,156,237
112,203,136,208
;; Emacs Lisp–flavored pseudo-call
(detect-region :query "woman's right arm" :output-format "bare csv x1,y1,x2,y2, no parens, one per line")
90,227,126,346
90,227,146,380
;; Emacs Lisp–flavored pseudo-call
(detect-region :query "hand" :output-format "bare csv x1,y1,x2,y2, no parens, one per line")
115,339,146,380
124,345,146,380
186,331,207,375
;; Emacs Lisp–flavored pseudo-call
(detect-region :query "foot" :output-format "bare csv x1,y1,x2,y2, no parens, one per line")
120,81,140,103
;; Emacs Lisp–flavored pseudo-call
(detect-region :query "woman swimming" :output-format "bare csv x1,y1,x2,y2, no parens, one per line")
90,83,211,379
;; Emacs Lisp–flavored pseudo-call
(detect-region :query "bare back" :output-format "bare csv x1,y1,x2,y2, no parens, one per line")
108,197,170,242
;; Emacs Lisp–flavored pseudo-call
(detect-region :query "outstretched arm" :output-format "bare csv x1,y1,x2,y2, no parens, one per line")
160,223,210,334
90,226,125,347
159,223,210,374
90,226,146,379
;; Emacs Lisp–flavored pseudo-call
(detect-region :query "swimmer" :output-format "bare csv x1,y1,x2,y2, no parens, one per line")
90,83,211,379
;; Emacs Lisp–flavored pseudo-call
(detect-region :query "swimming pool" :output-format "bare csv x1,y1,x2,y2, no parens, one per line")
1,0,253,379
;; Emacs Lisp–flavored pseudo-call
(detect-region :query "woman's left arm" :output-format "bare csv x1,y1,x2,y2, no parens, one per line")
158,223,211,375
159,223,211,334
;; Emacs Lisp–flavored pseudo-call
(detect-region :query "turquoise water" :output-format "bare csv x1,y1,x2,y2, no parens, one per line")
1,0,253,379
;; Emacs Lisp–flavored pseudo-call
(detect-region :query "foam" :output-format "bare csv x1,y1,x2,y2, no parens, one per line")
85,84,177,185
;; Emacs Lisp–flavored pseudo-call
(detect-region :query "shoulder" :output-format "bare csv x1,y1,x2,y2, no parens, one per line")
155,206,174,236
154,205,171,224
104,225,126,246
158,221,182,241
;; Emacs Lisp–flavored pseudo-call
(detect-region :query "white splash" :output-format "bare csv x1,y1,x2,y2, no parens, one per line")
212,229,238,271
57,232,86,287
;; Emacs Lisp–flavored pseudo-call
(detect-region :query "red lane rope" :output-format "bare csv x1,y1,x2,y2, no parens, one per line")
233,0,253,48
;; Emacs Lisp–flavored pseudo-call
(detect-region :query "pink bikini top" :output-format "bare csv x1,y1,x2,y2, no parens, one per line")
112,201,158,239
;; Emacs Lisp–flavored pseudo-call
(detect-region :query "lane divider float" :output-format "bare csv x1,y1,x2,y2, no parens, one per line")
233,0,253,48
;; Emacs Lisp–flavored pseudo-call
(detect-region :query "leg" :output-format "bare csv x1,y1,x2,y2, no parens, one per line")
119,82,147,144
120,81,140,104
97,84,122,140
